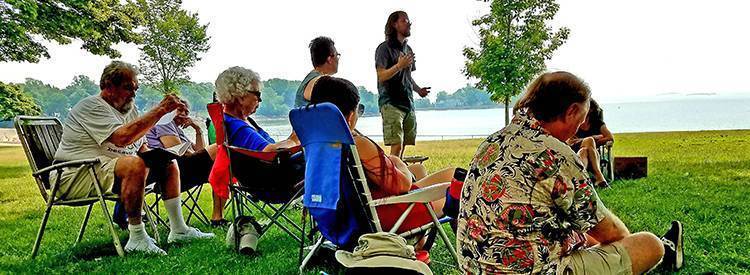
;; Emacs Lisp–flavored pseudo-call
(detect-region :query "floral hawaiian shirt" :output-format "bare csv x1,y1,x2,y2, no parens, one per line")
456,109,608,274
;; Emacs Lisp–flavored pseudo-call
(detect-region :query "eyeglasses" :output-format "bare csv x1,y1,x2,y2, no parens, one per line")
331,53,341,58
357,104,365,116
122,83,139,92
248,90,262,103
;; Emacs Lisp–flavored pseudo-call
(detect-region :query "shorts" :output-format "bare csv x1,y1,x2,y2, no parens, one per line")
560,242,633,275
375,185,433,233
148,149,214,192
49,157,119,200
380,104,416,146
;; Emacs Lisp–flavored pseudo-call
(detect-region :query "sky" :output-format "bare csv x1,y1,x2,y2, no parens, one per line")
1,0,749,103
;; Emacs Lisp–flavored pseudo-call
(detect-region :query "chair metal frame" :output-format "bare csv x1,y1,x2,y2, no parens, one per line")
599,141,615,182
291,104,459,273
145,183,210,228
14,116,159,258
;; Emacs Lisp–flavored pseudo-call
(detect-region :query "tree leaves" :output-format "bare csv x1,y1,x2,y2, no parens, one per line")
0,0,143,63
137,0,210,95
0,81,41,121
464,0,569,125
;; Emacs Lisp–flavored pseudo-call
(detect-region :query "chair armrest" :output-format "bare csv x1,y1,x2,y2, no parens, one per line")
371,182,450,206
33,158,101,177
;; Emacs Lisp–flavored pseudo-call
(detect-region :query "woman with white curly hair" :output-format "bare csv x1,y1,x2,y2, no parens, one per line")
215,66,299,151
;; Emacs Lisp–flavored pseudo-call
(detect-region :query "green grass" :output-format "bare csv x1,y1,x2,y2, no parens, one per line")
1,130,749,274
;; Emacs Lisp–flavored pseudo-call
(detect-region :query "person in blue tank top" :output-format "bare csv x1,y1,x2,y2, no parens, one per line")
294,36,340,107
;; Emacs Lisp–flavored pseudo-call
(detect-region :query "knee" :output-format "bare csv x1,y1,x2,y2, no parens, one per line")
117,156,146,179
582,136,596,148
637,232,665,261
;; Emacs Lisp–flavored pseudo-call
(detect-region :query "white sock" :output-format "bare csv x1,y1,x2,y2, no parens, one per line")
128,223,149,242
164,197,190,233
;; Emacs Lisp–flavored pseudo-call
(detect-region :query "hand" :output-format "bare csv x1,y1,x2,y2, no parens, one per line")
396,53,414,70
417,87,431,98
156,94,186,115
178,116,200,130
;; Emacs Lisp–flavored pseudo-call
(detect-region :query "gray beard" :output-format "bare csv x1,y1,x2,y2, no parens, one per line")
120,101,135,113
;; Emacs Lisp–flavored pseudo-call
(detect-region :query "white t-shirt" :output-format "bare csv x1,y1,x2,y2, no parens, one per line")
54,95,144,161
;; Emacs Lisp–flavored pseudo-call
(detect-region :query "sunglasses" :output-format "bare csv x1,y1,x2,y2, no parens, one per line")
248,90,262,103
357,104,365,116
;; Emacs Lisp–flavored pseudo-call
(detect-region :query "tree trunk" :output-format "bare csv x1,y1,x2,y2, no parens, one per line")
504,96,510,125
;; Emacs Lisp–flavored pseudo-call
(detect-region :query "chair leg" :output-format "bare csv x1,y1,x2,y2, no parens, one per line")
142,201,160,244
299,235,324,274
87,167,125,257
184,185,210,226
31,179,62,259
75,204,94,244
425,203,460,266
30,198,55,258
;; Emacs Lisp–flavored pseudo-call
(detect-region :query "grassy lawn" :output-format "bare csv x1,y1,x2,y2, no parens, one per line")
1,130,749,274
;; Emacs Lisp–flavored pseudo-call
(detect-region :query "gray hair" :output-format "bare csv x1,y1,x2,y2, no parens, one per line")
214,66,263,104
100,61,138,90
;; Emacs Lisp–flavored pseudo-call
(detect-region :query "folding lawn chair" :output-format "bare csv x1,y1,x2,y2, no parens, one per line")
144,183,210,228
14,116,159,258
599,141,615,182
289,103,459,272
207,103,305,244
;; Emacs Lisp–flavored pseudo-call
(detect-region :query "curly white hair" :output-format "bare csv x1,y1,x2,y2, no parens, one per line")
214,66,264,104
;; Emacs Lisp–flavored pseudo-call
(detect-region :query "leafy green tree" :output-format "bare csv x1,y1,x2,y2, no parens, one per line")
256,86,289,117
135,85,164,111
21,78,70,118
464,0,569,125
265,78,302,107
179,82,214,116
63,75,99,105
413,98,433,109
137,0,210,94
0,0,143,63
0,82,41,121
357,86,379,116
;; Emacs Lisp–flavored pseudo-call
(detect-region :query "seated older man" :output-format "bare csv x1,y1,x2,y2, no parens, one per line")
456,72,683,274
51,61,213,255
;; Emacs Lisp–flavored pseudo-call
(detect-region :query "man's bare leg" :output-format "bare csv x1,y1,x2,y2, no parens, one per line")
116,156,147,225
117,156,165,254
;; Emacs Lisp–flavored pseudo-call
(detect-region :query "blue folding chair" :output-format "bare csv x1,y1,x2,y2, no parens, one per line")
290,103,459,272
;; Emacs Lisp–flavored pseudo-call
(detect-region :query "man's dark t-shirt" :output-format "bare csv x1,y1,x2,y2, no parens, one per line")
375,39,416,112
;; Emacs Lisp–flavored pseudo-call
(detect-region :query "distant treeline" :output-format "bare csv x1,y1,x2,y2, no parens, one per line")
6,75,500,125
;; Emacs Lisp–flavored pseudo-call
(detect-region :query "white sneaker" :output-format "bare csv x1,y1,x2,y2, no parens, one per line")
124,237,166,255
168,227,215,243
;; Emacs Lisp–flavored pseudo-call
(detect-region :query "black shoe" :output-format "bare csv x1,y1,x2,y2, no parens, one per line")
211,219,230,228
661,220,684,271
595,180,611,189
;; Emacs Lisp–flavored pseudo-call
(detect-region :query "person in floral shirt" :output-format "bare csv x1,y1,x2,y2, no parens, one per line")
456,72,684,274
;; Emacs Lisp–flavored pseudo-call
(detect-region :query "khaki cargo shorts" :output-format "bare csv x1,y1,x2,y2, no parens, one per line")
48,157,119,200
560,241,633,275
380,104,416,146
